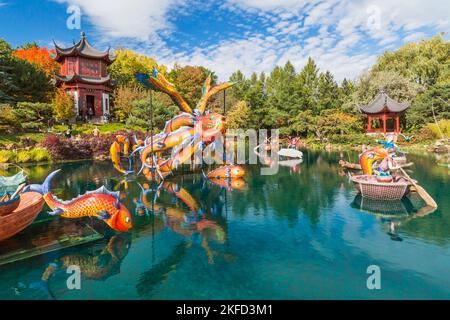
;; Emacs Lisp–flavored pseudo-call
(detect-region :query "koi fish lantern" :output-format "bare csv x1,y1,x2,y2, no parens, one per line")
359,146,389,175
24,170,132,232
110,68,246,182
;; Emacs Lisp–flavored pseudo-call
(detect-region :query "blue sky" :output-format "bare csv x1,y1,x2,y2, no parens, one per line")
1,0,449,81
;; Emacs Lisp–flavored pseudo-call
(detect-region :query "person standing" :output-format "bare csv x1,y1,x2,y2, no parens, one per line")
93,126,100,137
88,107,94,122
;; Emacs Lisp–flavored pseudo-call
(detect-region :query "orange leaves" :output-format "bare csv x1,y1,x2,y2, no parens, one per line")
13,46,59,76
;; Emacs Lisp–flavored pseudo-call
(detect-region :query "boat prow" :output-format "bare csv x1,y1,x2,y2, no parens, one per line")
0,192,44,242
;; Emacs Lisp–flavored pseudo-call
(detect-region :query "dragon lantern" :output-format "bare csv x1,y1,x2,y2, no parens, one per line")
110,68,245,181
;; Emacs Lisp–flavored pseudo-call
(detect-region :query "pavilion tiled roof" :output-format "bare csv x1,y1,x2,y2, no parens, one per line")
357,90,410,114
55,74,114,86
51,32,115,65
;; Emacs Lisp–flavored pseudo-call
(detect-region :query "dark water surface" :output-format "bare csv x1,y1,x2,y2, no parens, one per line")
0,150,449,299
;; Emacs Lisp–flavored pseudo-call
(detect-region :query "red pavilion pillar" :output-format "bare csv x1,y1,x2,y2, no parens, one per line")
395,115,400,133
367,115,372,132
382,113,387,134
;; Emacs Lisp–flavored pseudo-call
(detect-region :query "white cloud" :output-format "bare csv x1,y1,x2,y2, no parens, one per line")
55,0,186,40
228,0,312,11
53,0,450,82
403,32,427,43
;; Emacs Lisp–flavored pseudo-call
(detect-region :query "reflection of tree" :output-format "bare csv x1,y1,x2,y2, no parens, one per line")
136,241,189,298
230,151,342,225
395,153,450,244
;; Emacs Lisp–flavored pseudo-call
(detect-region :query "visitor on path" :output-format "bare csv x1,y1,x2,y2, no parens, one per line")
47,118,54,132
64,127,72,139
88,107,94,121
93,126,100,137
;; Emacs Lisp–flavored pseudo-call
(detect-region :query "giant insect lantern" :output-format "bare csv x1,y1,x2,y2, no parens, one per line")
110,68,246,181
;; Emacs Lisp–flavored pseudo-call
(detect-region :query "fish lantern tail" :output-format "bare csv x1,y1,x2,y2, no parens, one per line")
24,169,61,195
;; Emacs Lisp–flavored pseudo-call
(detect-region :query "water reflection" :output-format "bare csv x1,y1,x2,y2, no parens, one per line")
11,234,131,300
351,195,437,241
0,151,449,299
134,181,232,265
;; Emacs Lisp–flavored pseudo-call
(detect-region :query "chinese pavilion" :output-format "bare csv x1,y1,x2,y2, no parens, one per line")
52,32,115,119
357,90,410,134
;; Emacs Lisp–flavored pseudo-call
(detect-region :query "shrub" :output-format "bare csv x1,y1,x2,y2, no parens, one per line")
417,127,438,141
31,148,51,162
16,150,33,163
41,130,147,161
0,150,16,163
427,119,450,139
0,104,21,134
41,134,89,161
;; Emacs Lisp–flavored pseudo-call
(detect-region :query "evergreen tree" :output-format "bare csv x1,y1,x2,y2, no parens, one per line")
0,38,53,104
126,97,179,130
296,57,320,114
317,71,339,112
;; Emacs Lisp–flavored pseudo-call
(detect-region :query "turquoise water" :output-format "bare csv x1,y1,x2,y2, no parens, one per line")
0,150,449,300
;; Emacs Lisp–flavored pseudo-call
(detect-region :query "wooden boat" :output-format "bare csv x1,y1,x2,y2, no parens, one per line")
0,192,20,216
350,175,412,200
0,192,45,242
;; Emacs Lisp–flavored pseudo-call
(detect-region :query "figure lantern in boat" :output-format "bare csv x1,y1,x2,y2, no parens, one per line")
109,68,246,184
350,146,413,200
375,133,408,165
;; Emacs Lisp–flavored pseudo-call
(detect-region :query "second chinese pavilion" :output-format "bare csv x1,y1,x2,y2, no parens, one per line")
357,89,410,134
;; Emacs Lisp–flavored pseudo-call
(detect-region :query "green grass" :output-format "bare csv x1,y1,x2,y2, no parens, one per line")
0,123,144,146
52,122,144,135
0,133,45,145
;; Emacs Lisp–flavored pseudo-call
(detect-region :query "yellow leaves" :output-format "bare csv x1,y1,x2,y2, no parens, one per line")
109,48,167,86
227,101,250,130
52,87,75,121
113,84,147,121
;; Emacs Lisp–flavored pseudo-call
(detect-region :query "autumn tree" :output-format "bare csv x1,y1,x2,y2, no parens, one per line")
0,38,53,104
13,45,59,76
109,48,166,87
168,65,212,107
226,101,251,129
52,87,75,121
113,84,147,121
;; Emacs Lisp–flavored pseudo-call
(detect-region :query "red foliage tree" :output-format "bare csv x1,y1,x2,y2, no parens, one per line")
13,46,59,76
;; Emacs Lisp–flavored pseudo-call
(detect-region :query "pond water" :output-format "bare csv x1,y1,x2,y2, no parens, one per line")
0,150,449,300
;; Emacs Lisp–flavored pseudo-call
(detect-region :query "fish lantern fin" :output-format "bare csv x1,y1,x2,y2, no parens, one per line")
48,208,64,216
97,210,111,220
114,199,121,210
